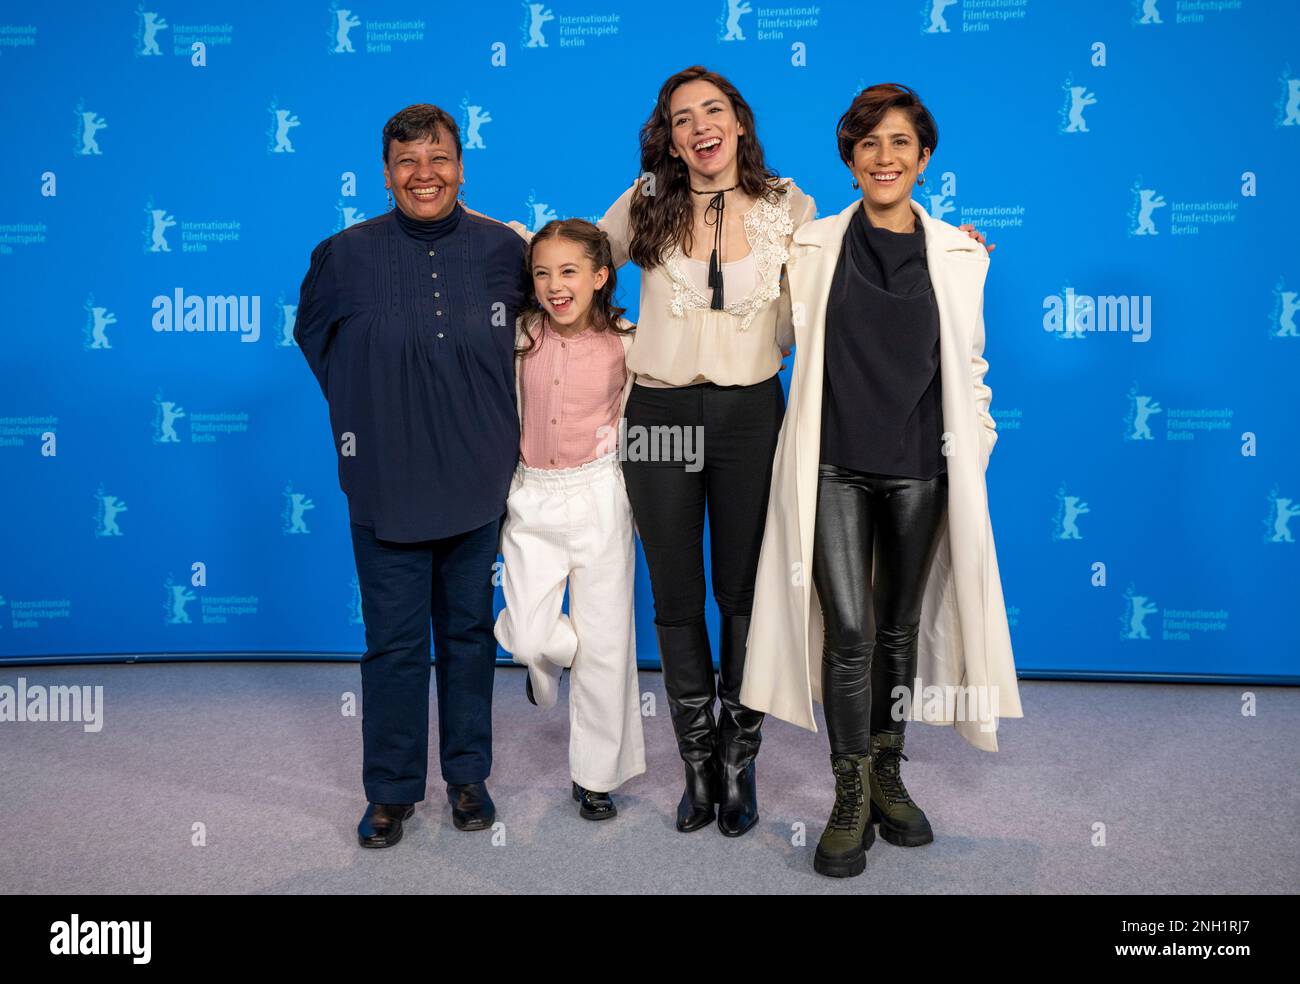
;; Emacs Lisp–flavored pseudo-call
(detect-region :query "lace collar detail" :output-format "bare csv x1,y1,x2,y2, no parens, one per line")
662,181,796,331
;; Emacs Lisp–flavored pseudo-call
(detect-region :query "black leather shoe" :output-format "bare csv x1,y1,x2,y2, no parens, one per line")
357,802,414,848
446,782,496,831
716,613,762,837
572,782,617,821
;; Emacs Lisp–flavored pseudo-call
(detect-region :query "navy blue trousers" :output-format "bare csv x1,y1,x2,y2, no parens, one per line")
350,517,500,803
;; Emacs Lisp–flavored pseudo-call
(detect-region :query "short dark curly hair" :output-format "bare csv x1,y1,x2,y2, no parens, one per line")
836,83,938,166
382,104,461,163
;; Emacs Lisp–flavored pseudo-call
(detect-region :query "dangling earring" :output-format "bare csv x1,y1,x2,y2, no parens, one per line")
918,172,925,186
387,189,393,210
851,178,859,190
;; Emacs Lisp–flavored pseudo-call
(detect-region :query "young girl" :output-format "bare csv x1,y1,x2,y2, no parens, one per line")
493,218,646,821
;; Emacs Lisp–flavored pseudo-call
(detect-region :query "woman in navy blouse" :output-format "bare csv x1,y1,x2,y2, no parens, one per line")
294,104,530,848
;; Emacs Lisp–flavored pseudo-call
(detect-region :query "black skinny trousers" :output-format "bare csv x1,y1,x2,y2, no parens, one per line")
621,376,784,625
811,462,948,755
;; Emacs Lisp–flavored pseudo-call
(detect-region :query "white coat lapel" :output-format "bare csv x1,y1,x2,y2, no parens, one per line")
789,200,859,575
912,198,984,354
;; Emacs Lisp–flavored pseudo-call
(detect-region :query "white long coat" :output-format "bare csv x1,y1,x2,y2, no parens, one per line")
739,198,1023,752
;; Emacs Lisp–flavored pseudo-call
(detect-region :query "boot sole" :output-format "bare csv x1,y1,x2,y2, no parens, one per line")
813,823,875,877
879,823,933,847
871,801,933,847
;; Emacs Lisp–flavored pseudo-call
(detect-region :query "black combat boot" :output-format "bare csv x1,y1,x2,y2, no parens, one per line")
869,730,934,847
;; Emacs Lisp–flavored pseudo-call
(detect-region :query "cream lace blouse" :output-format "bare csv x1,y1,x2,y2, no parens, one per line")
598,177,817,388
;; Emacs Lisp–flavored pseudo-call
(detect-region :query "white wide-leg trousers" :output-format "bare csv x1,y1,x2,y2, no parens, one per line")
494,452,646,792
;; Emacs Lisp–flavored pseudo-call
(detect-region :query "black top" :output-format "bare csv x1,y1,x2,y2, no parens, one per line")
820,204,946,480
295,204,530,542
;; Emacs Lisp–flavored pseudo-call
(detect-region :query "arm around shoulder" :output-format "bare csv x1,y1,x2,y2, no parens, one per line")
597,182,639,269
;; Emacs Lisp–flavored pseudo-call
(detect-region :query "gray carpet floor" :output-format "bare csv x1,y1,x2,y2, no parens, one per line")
1,662,1296,894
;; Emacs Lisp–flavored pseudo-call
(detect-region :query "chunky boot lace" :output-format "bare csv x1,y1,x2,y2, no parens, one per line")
828,758,866,830
874,746,914,806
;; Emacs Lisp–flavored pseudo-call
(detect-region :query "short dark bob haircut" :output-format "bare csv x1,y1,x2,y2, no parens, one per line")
836,83,938,165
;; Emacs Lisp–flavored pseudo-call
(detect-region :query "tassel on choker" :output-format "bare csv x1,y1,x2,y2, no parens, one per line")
691,184,737,310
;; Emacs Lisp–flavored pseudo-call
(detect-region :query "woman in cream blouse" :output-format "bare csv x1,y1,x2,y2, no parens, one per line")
597,65,814,838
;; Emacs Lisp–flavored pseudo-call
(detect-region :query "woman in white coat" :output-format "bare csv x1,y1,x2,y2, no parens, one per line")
740,85,1022,878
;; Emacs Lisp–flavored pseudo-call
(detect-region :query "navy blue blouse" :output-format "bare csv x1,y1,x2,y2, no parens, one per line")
295,204,530,542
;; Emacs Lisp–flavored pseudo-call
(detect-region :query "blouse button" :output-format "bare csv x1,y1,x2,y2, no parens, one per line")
561,342,566,349
427,250,434,257
432,272,438,279
553,379,559,385
437,332,445,339
434,291,440,298
436,310,443,316
550,458,556,465
551,418,557,425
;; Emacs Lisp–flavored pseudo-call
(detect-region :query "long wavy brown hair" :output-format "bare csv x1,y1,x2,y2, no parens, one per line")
517,219,632,357
628,66,786,270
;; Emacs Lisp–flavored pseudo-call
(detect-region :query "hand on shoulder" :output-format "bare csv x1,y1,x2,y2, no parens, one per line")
956,221,996,255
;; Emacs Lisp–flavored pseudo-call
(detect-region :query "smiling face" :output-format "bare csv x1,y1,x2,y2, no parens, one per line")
667,79,746,186
531,236,609,331
846,107,931,212
383,130,463,221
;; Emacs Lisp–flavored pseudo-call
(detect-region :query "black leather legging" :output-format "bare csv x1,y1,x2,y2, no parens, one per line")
811,463,949,756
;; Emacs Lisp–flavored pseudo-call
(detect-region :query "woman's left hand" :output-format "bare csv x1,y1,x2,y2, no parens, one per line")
958,223,996,254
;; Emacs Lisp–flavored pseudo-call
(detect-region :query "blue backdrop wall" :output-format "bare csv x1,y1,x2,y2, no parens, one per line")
1,0,1296,680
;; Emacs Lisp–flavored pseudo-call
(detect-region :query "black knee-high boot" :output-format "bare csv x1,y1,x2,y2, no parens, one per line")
716,613,762,837
656,620,718,833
